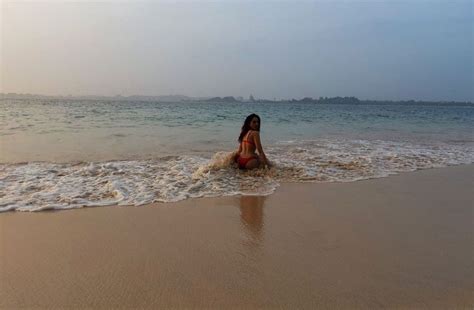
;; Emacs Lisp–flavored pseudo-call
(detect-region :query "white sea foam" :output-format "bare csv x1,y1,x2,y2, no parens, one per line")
0,139,472,212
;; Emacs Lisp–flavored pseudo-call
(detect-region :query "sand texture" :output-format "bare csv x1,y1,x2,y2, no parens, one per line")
1,165,473,309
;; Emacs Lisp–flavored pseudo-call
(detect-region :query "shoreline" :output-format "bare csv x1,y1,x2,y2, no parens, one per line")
1,165,473,308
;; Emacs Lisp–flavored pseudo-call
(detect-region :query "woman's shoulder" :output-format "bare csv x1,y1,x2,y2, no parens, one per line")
246,130,259,142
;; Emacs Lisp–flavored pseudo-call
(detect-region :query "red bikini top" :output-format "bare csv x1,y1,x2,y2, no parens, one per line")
242,131,256,146
242,139,255,146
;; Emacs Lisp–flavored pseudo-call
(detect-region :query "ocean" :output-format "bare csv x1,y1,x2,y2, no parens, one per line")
1,99,473,211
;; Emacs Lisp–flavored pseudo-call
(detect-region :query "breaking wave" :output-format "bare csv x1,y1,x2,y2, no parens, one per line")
1,139,472,212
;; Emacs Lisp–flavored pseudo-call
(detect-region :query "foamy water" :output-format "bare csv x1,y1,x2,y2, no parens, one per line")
1,139,472,212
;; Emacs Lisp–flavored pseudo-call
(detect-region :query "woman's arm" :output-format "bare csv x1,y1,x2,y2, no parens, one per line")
253,132,271,167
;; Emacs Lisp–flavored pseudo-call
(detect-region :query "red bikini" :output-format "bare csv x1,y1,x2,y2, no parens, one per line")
236,154,258,169
236,134,258,169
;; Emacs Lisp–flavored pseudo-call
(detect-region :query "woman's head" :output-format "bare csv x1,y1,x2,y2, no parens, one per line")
238,114,261,142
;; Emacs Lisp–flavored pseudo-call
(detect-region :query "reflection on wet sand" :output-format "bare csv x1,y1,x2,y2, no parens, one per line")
239,195,266,247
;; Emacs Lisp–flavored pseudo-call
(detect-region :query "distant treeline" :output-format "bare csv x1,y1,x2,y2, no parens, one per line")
1,93,472,106
201,96,473,106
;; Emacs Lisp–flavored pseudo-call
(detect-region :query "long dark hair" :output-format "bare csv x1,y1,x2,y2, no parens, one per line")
238,113,261,142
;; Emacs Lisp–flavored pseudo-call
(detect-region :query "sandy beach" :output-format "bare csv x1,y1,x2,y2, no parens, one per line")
4,1,473,308
1,165,473,309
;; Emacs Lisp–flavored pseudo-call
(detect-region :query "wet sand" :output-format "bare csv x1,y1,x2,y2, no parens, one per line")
1,165,473,309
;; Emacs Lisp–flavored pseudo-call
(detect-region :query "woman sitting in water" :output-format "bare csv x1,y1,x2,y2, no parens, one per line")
235,113,272,169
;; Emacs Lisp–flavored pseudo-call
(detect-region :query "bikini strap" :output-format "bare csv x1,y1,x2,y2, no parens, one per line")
243,131,255,145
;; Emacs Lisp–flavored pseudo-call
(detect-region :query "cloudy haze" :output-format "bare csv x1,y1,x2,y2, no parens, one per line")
1,0,473,101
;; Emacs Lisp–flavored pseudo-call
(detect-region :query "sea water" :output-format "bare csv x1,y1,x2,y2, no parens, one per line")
1,99,473,211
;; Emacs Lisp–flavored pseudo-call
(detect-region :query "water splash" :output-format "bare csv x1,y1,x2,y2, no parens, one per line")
0,139,472,212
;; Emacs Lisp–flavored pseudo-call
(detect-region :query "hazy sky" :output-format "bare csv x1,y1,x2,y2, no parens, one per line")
1,0,473,101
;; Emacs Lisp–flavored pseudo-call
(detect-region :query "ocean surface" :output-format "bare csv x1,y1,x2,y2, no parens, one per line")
1,99,473,212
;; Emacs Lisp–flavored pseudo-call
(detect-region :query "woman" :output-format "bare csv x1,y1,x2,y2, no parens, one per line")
235,114,272,169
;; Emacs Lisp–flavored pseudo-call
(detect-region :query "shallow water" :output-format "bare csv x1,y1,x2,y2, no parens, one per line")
1,99,473,211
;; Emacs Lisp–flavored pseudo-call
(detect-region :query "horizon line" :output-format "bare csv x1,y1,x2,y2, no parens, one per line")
1,92,473,104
